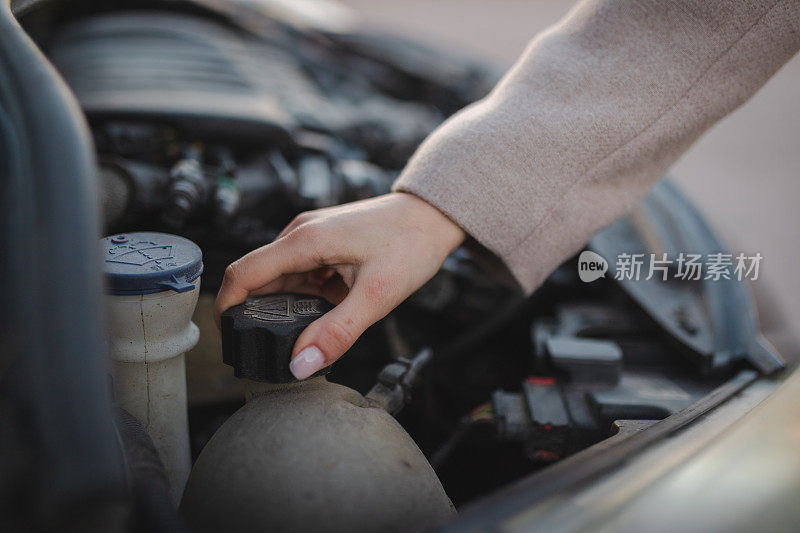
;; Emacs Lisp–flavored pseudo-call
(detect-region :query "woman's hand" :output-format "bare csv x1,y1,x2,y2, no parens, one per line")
214,192,465,380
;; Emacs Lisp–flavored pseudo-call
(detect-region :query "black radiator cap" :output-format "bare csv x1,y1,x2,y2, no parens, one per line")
221,293,333,383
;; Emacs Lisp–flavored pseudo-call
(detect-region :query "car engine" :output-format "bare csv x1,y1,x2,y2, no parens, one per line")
7,0,784,530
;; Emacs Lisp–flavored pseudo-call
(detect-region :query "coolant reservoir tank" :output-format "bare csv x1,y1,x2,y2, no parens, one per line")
181,294,455,532
101,232,202,503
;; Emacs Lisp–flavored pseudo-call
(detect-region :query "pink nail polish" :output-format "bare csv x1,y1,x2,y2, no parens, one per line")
289,345,325,380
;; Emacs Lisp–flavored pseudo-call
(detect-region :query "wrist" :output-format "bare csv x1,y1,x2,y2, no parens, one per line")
393,191,466,253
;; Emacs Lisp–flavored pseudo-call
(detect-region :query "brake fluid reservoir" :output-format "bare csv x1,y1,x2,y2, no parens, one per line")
101,232,203,504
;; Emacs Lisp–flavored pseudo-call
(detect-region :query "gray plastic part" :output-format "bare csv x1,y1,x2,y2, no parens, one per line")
546,336,623,384
182,377,455,532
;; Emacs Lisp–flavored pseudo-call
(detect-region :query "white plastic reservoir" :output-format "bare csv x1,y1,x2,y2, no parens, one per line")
100,232,203,504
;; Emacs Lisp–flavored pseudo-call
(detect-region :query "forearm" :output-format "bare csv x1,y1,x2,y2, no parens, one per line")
393,0,800,293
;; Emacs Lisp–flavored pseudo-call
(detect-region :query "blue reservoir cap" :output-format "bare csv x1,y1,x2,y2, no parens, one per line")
101,232,203,295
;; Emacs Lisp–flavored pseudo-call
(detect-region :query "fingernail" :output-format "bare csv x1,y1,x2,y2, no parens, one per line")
289,345,326,380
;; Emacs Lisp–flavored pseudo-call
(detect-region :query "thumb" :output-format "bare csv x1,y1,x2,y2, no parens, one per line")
289,275,398,380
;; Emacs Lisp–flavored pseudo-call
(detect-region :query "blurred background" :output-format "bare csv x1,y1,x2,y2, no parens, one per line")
340,0,800,362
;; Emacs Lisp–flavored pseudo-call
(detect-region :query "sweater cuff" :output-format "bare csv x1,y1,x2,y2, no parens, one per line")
393,177,561,295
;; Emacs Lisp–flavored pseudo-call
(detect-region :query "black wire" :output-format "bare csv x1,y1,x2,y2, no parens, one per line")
433,296,530,363
429,416,474,471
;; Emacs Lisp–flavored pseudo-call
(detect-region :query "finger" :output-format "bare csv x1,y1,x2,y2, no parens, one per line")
250,272,305,296
249,271,348,304
249,267,335,297
288,272,401,380
214,229,325,325
276,214,308,240
255,282,328,301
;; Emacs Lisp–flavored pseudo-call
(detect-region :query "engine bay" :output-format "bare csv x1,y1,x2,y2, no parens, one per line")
25,0,784,512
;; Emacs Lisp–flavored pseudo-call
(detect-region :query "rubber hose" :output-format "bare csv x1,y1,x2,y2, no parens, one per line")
115,408,189,533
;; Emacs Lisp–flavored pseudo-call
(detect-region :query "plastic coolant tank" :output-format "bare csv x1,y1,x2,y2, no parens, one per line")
181,294,455,531
181,377,456,533
101,231,203,504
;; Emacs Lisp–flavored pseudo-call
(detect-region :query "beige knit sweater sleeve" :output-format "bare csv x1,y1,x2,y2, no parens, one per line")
392,0,800,294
